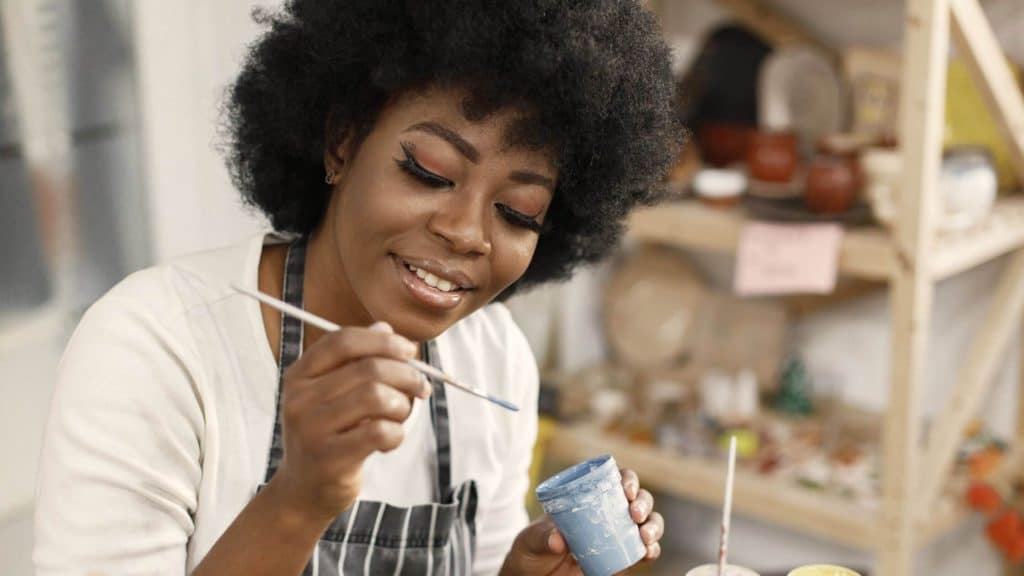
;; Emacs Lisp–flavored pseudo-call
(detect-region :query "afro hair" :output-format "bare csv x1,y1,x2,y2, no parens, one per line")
225,0,682,298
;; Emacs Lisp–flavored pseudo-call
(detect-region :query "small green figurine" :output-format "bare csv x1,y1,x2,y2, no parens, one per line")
774,356,814,416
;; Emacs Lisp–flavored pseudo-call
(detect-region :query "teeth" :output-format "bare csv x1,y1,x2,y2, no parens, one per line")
404,262,459,293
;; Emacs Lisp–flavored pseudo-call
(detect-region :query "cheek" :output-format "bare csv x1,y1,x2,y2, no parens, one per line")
491,235,538,287
338,173,421,241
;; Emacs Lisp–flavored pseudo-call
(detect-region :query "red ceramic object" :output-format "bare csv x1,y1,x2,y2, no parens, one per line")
697,123,754,167
746,131,798,183
805,152,858,214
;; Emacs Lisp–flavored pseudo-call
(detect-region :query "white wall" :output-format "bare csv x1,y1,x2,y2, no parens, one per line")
133,1,268,262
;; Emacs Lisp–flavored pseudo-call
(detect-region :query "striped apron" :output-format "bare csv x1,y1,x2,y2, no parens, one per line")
261,236,479,575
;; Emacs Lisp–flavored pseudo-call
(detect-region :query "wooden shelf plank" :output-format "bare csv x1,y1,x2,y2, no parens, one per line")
627,197,1024,282
545,423,973,552
932,197,1024,279
627,201,894,280
545,423,878,550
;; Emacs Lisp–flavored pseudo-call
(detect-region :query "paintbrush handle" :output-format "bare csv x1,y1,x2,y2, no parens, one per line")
231,283,518,411
407,358,486,398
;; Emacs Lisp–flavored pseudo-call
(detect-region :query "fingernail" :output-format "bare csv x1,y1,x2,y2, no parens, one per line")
420,375,433,398
632,501,647,516
547,528,560,551
370,321,392,333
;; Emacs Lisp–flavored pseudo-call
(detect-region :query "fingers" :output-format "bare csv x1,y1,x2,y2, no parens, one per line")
317,356,429,403
517,517,563,555
630,489,653,523
548,527,567,555
639,511,663,545
289,324,418,378
645,541,662,560
316,381,415,435
327,417,407,462
621,468,640,501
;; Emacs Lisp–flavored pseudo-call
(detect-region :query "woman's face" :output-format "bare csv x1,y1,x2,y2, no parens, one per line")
318,87,555,341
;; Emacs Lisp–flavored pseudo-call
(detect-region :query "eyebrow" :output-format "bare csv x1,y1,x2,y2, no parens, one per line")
406,121,480,163
405,121,556,191
509,170,555,191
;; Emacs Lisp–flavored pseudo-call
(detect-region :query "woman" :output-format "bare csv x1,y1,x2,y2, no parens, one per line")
34,1,681,574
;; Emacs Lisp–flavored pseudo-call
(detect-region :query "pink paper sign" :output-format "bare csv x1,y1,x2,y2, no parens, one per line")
734,222,843,295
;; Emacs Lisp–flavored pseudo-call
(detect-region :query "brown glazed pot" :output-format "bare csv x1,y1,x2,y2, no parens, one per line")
746,131,799,183
805,152,859,214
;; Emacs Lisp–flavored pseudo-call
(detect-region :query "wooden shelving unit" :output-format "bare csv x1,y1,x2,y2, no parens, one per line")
548,1,1024,574
547,423,969,551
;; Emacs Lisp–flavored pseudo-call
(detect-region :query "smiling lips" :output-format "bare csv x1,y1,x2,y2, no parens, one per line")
393,255,475,309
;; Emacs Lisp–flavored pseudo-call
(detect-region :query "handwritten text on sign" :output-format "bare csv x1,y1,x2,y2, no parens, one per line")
734,222,843,295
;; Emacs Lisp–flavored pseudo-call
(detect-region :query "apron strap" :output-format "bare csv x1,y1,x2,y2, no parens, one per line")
263,235,308,483
424,340,453,500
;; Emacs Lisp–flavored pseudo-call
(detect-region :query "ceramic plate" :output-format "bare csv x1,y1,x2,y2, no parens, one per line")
603,245,706,371
759,46,844,156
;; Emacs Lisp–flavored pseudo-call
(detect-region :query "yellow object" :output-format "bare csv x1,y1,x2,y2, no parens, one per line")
787,565,862,576
527,416,558,513
719,429,758,459
945,58,1023,192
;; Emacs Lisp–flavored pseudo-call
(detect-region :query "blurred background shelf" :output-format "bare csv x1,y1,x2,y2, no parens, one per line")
547,422,991,553
629,196,1024,282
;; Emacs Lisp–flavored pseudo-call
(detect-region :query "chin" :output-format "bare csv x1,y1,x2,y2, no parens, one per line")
367,299,462,342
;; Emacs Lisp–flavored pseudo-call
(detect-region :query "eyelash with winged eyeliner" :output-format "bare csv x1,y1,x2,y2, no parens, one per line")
395,141,545,233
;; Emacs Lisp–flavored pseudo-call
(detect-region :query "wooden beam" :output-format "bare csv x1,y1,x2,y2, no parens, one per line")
712,0,836,60
1019,283,1024,447
949,0,1024,183
919,249,1024,514
879,0,949,573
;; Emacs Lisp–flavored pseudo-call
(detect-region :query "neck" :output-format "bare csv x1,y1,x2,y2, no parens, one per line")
301,217,373,347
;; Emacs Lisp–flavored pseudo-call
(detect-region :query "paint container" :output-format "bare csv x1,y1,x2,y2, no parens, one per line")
535,455,646,576
787,565,862,576
685,563,760,576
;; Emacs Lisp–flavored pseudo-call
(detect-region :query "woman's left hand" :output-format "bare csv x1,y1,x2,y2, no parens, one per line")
500,468,663,576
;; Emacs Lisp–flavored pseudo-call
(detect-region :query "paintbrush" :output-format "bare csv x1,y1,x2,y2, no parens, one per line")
231,283,519,412
718,435,737,576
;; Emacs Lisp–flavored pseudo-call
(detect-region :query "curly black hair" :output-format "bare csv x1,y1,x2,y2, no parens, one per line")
225,0,682,298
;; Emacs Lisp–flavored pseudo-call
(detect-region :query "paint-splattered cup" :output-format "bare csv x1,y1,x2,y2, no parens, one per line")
535,454,646,576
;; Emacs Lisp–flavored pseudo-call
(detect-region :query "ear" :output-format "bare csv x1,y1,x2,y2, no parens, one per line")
323,135,349,177
323,113,354,180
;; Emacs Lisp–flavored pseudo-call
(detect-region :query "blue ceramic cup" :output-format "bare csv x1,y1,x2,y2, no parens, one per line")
535,454,646,576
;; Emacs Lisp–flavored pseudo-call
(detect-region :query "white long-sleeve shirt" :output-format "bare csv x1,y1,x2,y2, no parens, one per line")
34,233,539,575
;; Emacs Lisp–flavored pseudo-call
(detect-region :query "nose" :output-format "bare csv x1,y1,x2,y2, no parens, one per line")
426,192,492,257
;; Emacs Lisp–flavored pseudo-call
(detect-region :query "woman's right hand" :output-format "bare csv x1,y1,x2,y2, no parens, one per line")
268,321,430,526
